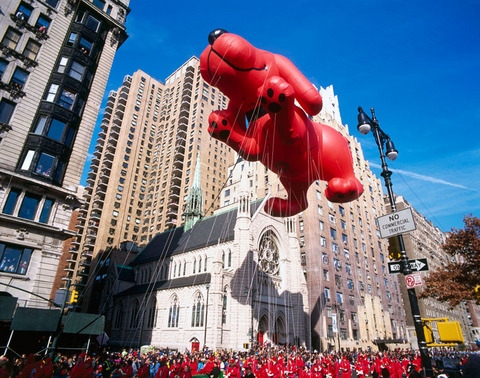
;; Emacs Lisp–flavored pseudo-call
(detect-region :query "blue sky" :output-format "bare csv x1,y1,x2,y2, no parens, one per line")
82,0,480,232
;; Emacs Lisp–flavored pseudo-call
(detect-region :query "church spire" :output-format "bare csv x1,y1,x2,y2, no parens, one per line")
184,155,203,231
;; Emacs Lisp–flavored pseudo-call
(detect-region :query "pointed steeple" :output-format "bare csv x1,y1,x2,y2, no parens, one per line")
184,155,203,231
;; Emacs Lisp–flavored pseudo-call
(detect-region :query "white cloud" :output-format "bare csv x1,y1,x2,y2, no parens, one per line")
369,162,475,191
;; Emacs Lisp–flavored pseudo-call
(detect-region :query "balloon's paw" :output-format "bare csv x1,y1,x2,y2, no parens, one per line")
264,196,306,217
259,76,294,114
325,177,364,203
208,111,232,141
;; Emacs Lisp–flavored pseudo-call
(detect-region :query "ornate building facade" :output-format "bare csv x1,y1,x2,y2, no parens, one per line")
0,0,129,308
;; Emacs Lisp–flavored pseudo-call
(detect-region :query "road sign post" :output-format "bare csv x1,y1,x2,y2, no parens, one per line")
388,258,429,274
378,208,416,239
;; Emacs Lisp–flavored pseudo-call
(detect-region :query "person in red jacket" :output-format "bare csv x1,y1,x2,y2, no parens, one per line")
339,356,351,378
412,354,422,373
354,358,364,378
392,357,403,378
169,359,181,378
179,364,192,378
198,357,214,375
120,360,134,378
155,359,169,378
17,354,37,378
295,355,304,376
226,359,241,378
0,357,9,378
285,357,296,378
137,361,150,378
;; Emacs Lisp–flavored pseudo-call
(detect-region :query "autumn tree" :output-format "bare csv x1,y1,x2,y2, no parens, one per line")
420,215,480,307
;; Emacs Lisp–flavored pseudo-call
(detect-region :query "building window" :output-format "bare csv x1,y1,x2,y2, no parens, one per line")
79,36,93,54
85,15,100,32
325,287,330,300
39,198,54,223
46,84,59,102
113,305,123,328
2,188,21,215
67,32,77,46
222,289,227,324
57,57,68,73
323,269,329,281
35,152,55,177
92,0,106,9
46,118,66,141
191,292,205,327
168,296,179,328
16,2,33,21
327,325,334,338
45,0,59,8
146,298,156,328
0,242,33,275
35,14,51,31
320,236,326,247
69,61,86,81
18,192,40,220
23,39,40,61
0,99,16,125
1,27,21,50
336,292,343,304
330,228,336,239
0,59,7,78
58,89,76,110
10,67,28,89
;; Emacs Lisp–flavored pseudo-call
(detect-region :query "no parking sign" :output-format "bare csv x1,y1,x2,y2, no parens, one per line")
405,273,423,288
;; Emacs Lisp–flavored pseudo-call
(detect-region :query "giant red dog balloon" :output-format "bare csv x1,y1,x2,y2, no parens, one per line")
200,29,363,217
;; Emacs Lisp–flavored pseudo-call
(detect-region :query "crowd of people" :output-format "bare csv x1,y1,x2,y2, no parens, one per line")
0,344,478,378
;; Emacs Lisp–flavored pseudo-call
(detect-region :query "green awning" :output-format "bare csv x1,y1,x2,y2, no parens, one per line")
0,296,17,321
11,308,61,332
63,313,105,335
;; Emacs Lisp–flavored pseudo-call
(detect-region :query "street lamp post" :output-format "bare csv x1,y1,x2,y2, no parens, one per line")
357,107,433,377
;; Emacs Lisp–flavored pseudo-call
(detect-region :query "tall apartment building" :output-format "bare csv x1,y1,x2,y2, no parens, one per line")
220,86,407,351
390,196,475,346
0,0,129,308
67,59,235,308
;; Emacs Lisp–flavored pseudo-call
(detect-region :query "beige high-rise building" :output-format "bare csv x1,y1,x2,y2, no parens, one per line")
390,196,475,347
0,0,128,308
220,86,407,352
67,58,235,309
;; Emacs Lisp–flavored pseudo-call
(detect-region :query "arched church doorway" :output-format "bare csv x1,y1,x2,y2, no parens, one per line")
191,338,200,352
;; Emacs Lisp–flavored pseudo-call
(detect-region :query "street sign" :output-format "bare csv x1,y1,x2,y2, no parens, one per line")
388,258,429,274
377,208,416,238
405,273,423,288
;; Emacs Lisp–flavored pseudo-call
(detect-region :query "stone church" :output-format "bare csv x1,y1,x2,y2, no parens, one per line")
102,163,310,351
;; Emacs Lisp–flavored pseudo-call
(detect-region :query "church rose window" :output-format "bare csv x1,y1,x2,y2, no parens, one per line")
258,231,279,275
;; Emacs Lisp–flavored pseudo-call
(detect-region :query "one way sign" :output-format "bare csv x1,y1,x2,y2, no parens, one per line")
388,258,429,274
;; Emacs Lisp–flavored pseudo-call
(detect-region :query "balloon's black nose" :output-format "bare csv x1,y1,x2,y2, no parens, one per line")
208,29,228,45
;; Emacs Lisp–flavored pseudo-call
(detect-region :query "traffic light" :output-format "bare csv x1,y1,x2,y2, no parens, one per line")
473,285,480,303
388,237,402,260
68,290,79,304
437,321,464,344
423,325,434,344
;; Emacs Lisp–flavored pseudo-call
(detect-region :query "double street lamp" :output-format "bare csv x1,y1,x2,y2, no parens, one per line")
357,107,433,377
